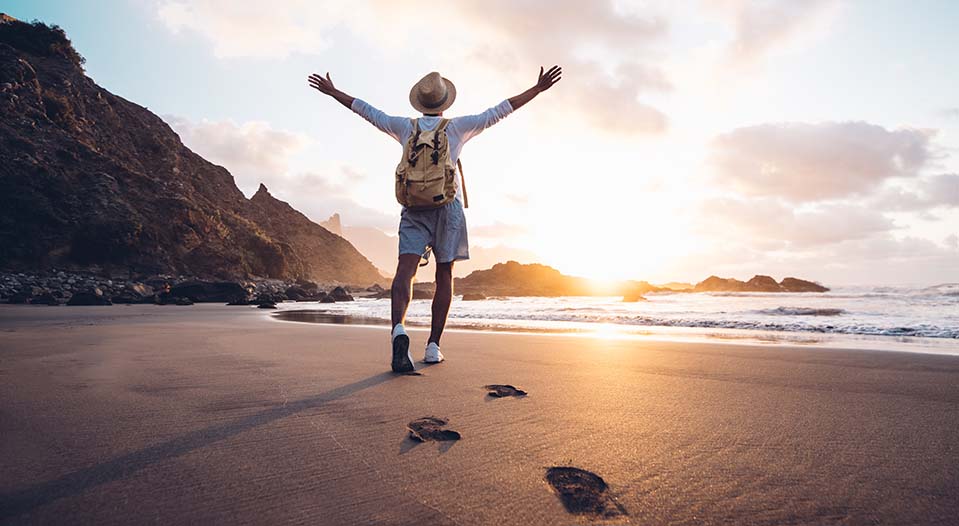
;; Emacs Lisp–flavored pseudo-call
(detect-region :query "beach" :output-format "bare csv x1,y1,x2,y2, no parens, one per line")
1,305,958,525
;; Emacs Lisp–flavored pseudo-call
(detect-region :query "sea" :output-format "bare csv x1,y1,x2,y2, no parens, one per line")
271,284,959,355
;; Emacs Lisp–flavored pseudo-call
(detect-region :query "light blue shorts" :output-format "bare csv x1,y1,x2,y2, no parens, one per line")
398,199,469,264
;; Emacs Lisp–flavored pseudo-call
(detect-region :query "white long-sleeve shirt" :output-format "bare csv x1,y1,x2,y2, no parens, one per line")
351,98,514,202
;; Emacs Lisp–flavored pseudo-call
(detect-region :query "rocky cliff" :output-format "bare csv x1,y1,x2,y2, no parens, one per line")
0,17,382,285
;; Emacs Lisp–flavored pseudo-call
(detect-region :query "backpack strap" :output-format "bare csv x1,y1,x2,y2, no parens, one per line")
457,158,469,209
409,118,422,166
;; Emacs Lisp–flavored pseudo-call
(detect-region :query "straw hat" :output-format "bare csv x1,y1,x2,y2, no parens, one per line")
409,72,456,114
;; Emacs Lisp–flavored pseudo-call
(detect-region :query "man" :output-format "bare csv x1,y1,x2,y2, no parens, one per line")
308,65,562,372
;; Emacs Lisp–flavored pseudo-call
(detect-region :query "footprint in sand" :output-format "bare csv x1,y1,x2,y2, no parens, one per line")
484,384,527,398
407,417,461,442
545,466,627,519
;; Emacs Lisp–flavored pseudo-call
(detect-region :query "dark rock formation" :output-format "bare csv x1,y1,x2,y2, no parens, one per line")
66,287,111,305
168,281,247,303
780,277,829,292
621,290,647,302
0,19,382,285
461,292,486,301
284,286,311,301
694,276,749,292
455,261,667,297
694,275,829,293
329,286,354,302
745,275,782,292
31,291,60,305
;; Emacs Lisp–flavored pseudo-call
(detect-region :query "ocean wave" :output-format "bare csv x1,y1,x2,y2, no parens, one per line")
446,312,959,339
756,307,845,316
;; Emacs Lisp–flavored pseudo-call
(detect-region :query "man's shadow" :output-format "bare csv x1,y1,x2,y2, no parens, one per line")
0,370,407,520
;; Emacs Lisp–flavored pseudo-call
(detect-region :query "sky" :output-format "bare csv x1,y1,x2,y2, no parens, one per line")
6,0,959,286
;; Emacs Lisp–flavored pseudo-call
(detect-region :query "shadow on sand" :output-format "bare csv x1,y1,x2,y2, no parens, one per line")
0,370,405,519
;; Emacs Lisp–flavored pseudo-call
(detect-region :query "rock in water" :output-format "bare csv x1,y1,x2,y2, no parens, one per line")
621,290,647,302
745,275,783,292
780,277,829,292
329,286,354,302
694,275,749,292
461,292,486,301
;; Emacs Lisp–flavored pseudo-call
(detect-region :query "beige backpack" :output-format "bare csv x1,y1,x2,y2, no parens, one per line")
395,118,468,210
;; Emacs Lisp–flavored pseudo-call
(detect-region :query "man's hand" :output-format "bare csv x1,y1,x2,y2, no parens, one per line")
308,72,336,95
307,72,355,109
508,64,562,111
535,65,562,93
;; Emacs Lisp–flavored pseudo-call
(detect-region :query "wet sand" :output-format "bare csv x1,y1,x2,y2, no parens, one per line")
1,304,958,525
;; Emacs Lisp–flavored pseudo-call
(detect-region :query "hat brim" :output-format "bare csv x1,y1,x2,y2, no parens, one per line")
409,77,457,114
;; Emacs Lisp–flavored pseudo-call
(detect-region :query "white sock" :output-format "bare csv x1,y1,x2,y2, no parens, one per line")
392,323,407,341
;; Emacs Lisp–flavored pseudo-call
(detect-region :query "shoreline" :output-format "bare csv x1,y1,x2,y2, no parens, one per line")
268,306,959,357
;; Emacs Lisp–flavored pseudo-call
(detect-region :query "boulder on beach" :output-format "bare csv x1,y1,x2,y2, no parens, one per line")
366,283,386,293
7,290,34,304
169,281,247,303
257,302,277,309
67,288,112,306
284,286,313,301
319,294,336,303
31,292,60,305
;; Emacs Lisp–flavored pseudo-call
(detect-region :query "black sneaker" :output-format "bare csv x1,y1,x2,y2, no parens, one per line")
391,334,414,373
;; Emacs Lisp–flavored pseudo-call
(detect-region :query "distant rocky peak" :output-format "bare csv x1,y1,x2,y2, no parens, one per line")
321,213,343,235
1,13,18,24
253,183,271,198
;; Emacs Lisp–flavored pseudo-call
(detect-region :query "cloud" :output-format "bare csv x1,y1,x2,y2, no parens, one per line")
699,197,894,248
428,0,672,134
155,0,673,134
470,222,531,239
166,115,395,229
941,107,959,119
156,0,347,58
706,0,841,66
165,115,309,190
872,174,959,212
711,121,936,202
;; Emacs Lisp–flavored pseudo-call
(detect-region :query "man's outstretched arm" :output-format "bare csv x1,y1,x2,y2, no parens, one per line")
508,65,562,111
308,72,354,109
452,65,562,143
308,72,410,141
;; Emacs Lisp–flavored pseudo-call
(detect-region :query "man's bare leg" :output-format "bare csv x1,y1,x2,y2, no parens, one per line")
429,261,454,345
390,254,421,372
391,254,421,328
